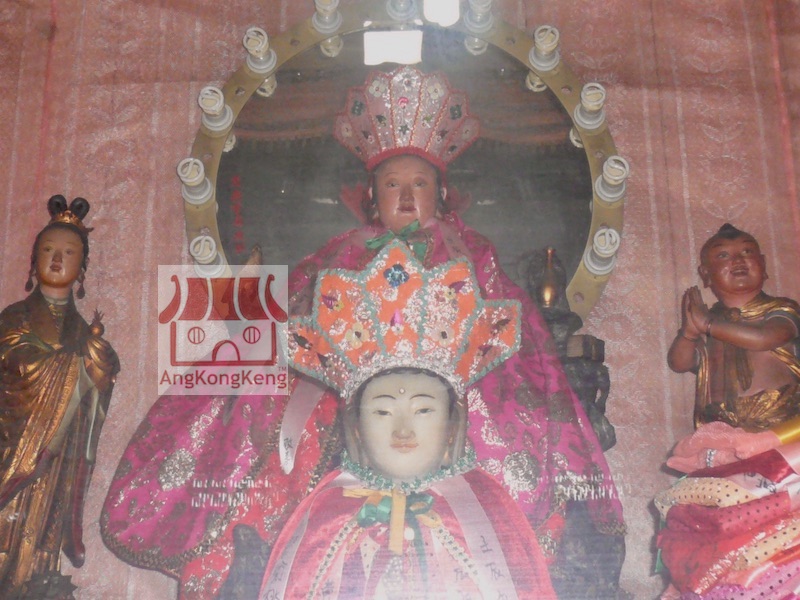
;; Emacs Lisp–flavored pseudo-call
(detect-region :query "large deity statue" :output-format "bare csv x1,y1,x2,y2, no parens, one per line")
0,196,119,598
102,67,624,599
262,241,557,598
657,224,800,598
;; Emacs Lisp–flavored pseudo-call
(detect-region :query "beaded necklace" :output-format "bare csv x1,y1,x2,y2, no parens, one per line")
340,446,476,494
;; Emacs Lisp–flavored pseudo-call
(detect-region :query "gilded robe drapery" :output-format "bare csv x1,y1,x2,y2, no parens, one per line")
0,289,118,595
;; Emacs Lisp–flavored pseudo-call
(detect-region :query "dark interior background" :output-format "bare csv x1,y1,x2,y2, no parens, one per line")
216,27,592,288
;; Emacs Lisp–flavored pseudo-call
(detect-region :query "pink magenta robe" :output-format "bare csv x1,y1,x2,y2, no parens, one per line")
101,214,623,598
260,467,557,599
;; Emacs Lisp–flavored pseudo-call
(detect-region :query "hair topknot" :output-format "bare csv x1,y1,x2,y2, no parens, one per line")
700,222,759,263
47,195,91,221
715,223,748,238
68,197,90,220
47,194,68,217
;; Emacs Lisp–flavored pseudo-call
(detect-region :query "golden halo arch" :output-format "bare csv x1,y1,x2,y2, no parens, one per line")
180,0,626,320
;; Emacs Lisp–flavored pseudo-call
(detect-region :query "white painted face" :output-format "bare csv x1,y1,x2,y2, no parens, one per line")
357,372,453,482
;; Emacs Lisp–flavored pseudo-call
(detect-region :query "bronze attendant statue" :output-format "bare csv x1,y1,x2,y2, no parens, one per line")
668,223,800,430
0,196,118,598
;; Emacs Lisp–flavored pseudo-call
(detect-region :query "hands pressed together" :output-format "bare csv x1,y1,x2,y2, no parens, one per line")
680,286,710,341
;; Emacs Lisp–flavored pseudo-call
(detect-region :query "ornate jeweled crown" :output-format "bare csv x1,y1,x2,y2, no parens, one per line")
334,66,480,173
289,240,521,399
50,211,91,235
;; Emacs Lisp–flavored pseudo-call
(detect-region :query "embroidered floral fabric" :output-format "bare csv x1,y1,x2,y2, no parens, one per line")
101,214,624,597
658,438,800,598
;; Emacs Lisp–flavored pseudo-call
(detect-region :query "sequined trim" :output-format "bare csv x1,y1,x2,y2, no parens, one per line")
340,447,476,494
158,448,196,491
433,525,480,583
501,450,541,500
654,476,758,519
308,519,360,598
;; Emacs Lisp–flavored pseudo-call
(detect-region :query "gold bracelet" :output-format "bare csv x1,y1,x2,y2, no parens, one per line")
705,318,714,337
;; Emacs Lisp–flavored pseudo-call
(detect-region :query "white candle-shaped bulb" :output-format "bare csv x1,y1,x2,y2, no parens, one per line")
198,86,233,134
177,158,213,205
574,82,607,130
594,155,630,204
177,158,205,187
189,235,218,265
198,87,224,117
529,25,560,72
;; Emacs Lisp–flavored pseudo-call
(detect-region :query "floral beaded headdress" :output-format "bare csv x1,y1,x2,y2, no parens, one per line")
334,66,480,175
289,240,521,399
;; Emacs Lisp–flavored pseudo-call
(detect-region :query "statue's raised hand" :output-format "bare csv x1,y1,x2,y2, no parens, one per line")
685,286,711,335
680,286,703,338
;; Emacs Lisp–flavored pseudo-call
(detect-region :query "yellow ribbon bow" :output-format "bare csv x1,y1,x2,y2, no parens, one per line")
344,487,441,555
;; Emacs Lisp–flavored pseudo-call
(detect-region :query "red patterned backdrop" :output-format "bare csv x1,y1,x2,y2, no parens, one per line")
1,1,799,597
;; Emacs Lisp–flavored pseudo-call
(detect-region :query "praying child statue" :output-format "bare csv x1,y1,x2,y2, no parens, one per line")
657,226,800,597
668,223,800,430
261,241,556,599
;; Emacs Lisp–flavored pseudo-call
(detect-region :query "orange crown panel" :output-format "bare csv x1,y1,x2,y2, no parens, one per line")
289,241,521,399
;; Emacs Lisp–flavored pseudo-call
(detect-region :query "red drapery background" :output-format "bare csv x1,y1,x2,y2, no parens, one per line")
1,1,798,597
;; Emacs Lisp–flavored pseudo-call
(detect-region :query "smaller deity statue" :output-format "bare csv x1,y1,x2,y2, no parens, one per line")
261,240,556,599
0,196,119,598
656,223,800,598
668,223,800,430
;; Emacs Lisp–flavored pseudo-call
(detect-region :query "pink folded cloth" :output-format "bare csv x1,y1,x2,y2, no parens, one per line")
667,421,781,473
